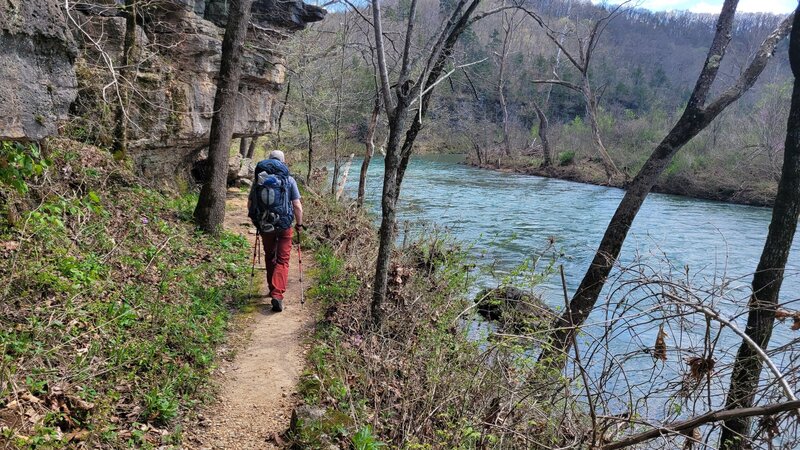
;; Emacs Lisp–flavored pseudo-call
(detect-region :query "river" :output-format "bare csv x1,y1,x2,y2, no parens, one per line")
337,153,800,425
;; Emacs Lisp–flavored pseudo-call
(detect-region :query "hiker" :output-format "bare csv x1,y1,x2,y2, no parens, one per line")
248,150,304,312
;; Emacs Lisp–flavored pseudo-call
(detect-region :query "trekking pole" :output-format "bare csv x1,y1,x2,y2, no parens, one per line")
297,227,304,307
250,233,260,295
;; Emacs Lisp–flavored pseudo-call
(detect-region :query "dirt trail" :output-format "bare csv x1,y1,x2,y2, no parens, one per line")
185,189,314,449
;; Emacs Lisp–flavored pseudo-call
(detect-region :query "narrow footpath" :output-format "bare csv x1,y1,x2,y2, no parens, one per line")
185,189,315,449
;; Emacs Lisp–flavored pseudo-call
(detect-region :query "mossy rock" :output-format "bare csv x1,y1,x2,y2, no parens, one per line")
475,286,553,334
288,405,351,449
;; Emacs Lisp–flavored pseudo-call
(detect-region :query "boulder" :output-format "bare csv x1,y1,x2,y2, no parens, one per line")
227,154,243,181
289,405,326,431
237,158,255,180
234,178,252,189
475,286,554,334
225,155,255,185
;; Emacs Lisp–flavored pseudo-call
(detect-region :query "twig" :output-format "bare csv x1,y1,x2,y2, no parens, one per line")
662,292,798,403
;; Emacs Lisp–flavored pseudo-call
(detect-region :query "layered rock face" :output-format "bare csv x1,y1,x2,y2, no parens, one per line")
0,0,78,141
71,0,324,178
0,0,324,179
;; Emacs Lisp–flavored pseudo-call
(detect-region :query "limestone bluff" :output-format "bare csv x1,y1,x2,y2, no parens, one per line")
0,0,325,179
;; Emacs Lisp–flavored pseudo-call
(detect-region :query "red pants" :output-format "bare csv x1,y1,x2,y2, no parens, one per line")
261,228,293,300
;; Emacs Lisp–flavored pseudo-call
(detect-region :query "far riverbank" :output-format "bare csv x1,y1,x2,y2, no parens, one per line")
466,156,776,207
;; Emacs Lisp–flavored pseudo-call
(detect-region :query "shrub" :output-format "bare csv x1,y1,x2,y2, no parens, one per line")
558,150,576,166
0,141,49,194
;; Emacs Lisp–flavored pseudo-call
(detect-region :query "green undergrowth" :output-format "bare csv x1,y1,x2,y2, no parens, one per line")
291,190,580,448
0,139,249,448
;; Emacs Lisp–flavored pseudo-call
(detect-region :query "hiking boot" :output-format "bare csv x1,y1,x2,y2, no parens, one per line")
271,298,284,312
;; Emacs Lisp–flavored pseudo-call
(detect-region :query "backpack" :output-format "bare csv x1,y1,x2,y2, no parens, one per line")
248,159,294,233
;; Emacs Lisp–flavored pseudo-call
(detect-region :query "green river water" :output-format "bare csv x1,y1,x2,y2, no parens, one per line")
339,154,800,426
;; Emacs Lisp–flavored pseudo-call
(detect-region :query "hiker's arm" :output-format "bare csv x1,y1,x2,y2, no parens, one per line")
293,199,304,227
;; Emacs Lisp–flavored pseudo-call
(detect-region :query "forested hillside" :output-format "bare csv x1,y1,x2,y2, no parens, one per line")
277,0,791,204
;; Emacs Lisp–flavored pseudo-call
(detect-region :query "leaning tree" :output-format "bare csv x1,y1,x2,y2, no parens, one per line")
367,0,518,326
539,0,795,364
720,7,800,448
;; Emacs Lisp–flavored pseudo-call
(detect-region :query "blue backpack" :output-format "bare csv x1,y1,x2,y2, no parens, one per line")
248,159,294,233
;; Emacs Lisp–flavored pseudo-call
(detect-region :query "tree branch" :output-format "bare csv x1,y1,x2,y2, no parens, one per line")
467,4,518,26
531,79,582,92
518,7,584,73
601,400,800,450
414,0,473,99
687,0,739,109
705,12,794,117
371,0,395,117
398,0,418,83
410,58,487,108
663,293,798,403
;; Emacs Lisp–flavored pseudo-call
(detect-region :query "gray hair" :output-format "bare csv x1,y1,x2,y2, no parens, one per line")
268,150,285,162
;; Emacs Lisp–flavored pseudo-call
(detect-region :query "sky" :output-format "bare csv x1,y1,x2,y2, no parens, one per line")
621,0,797,14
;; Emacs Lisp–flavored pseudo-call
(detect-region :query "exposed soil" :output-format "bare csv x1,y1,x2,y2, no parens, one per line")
184,189,314,449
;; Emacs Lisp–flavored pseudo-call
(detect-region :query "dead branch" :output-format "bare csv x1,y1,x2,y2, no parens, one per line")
601,400,800,450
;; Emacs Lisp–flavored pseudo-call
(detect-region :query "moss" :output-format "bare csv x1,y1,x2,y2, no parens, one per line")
166,83,188,138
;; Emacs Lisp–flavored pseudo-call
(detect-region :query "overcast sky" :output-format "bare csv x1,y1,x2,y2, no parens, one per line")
622,0,796,14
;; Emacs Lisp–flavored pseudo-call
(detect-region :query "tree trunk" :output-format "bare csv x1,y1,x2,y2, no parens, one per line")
473,142,483,166
371,111,408,326
331,149,340,196
331,11,349,197
336,153,355,200
369,0,484,328
306,110,314,185
358,95,381,208
276,78,290,147
539,0,792,365
239,137,249,157
540,118,707,363
498,16,512,157
720,9,800,448
533,100,551,167
584,82,620,180
112,0,136,158
247,136,257,158
193,0,253,234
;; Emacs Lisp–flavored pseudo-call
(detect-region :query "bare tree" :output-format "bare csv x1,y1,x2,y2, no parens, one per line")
531,21,569,168
532,101,552,167
539,0,794,364
720,8,800,448
299,83,315,185
495,10,521,157
369,0,498,326
194,0,254,234
275,77,291,148
330,10,350,197
522,6,624,180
